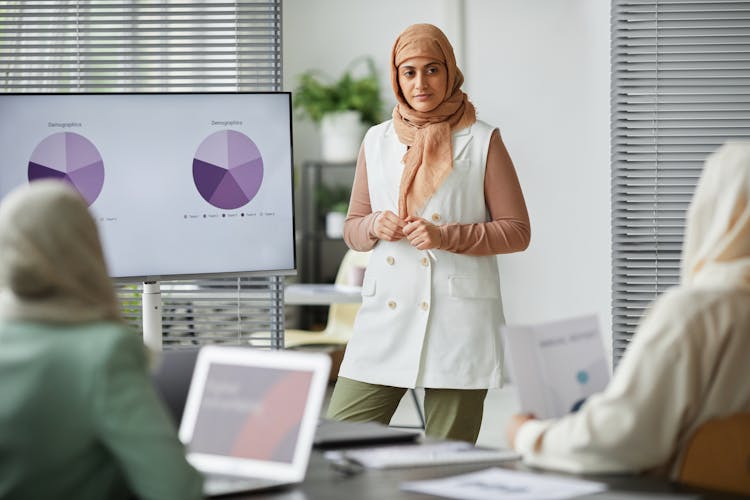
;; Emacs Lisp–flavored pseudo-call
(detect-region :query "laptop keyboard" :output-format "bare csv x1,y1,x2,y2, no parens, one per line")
203,474,284,496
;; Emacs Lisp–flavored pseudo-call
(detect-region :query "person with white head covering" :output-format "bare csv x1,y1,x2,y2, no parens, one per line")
0,180,203,499
507,142,750,478
327,24,530,443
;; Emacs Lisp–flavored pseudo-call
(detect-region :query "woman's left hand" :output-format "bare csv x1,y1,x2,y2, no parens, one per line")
403,216,442,250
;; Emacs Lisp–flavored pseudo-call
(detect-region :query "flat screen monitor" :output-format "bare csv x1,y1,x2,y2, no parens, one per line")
0,92,295,281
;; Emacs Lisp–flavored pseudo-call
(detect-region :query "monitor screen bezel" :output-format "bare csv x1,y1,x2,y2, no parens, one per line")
0,91,297,283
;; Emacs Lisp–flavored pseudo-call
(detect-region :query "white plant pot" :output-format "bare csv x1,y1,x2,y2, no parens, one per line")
325,211,346,239
320,110,365,163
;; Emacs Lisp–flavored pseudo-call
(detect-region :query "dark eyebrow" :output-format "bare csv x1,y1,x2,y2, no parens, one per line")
399,61,443,71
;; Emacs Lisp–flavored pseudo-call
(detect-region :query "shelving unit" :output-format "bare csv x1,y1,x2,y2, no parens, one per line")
296,160,356,328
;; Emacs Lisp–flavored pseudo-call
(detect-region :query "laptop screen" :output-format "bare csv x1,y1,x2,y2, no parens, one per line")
179,346,330,481
189,363,313,463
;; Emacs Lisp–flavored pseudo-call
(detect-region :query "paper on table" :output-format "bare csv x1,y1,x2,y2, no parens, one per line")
502,315,610,419
324,441,519,469
400,467,607,500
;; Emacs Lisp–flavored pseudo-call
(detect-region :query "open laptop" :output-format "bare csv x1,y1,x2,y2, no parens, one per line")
178,345,330,497
314,419,421,449
151,347,201,425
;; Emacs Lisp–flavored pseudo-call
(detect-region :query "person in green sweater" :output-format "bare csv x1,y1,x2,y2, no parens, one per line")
0,180,203,500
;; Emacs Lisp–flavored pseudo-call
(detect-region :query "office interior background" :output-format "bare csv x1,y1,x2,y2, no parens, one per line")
1,0,748,369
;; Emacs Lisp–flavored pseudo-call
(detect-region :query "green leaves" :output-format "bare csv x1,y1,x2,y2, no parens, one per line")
315,184,351,213
293,57,383,126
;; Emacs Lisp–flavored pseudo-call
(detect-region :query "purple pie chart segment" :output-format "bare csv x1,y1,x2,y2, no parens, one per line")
193,130,264,210
27,132,105,206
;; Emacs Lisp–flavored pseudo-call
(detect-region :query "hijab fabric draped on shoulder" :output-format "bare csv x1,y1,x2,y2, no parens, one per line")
681,141,750,289
0,180,121,323
390,23,476,217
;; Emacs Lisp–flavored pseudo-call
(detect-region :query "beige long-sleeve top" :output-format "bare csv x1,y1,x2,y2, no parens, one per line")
343,129,530,255
515,282,750,478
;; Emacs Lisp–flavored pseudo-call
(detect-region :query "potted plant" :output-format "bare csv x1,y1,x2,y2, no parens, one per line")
325,201,349,239
315,184,350,238
293,57,383,162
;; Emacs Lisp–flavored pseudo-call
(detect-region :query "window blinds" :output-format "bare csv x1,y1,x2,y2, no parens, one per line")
611,0,750,364
0,0,286,348
118,277,286,348
0,0,281,92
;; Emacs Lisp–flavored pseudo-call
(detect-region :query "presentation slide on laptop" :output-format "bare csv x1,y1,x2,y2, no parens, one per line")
188,364,313,463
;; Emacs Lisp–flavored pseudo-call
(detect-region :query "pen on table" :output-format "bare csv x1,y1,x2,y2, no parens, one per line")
329,455,365,476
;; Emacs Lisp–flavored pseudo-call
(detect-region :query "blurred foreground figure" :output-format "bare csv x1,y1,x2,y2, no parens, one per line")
0,180,202,500
507,142,750,479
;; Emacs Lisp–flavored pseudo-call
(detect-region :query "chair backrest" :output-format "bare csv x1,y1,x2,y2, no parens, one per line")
678,413,750,495
323,249,371,342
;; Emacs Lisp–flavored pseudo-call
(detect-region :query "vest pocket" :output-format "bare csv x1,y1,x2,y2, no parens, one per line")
448,275,499,299
361,277,376,297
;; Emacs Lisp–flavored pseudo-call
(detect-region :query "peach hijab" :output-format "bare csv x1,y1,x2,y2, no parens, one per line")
391,23,476,217
681,141,750,288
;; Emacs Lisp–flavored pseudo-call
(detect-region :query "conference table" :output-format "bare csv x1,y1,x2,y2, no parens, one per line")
283,283,362,306
224,445,744,499
158,283,362,307
157,286,743,499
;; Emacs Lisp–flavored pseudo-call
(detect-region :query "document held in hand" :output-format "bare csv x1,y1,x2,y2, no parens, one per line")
501,315,610,419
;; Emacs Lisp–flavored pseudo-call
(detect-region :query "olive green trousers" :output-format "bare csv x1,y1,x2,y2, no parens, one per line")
326,377,487,444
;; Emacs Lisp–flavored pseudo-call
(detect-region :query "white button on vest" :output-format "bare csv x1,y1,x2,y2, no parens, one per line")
431,213,441,222
420,301,429,311
388,300,397,309
421,257,429,267
386,256,395,265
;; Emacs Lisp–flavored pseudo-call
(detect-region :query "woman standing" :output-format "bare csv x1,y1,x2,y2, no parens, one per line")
0,180,203,499
328,23,530,443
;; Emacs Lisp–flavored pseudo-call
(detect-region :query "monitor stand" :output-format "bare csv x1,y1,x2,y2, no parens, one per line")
142,281,163,351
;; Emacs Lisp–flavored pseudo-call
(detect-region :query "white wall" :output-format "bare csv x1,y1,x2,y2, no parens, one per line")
283,0,612,353
464,1,612,349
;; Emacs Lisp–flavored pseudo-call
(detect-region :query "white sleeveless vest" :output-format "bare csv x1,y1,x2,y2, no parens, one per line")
338,119,506,389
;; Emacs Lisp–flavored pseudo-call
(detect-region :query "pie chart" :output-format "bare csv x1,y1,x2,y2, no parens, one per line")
193,130,264,210
27,132,105,206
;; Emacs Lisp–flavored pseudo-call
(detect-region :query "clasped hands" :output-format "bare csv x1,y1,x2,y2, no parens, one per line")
373,210,442,250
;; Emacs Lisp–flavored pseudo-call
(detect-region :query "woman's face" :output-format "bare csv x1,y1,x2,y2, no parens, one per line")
397,56,448,112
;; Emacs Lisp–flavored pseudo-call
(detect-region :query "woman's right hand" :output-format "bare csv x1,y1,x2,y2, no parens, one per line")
506,413,538,450
373,210,406,241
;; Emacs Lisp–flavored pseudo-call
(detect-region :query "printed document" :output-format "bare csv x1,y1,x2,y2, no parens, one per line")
400,467,607,500
502,315,610,419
